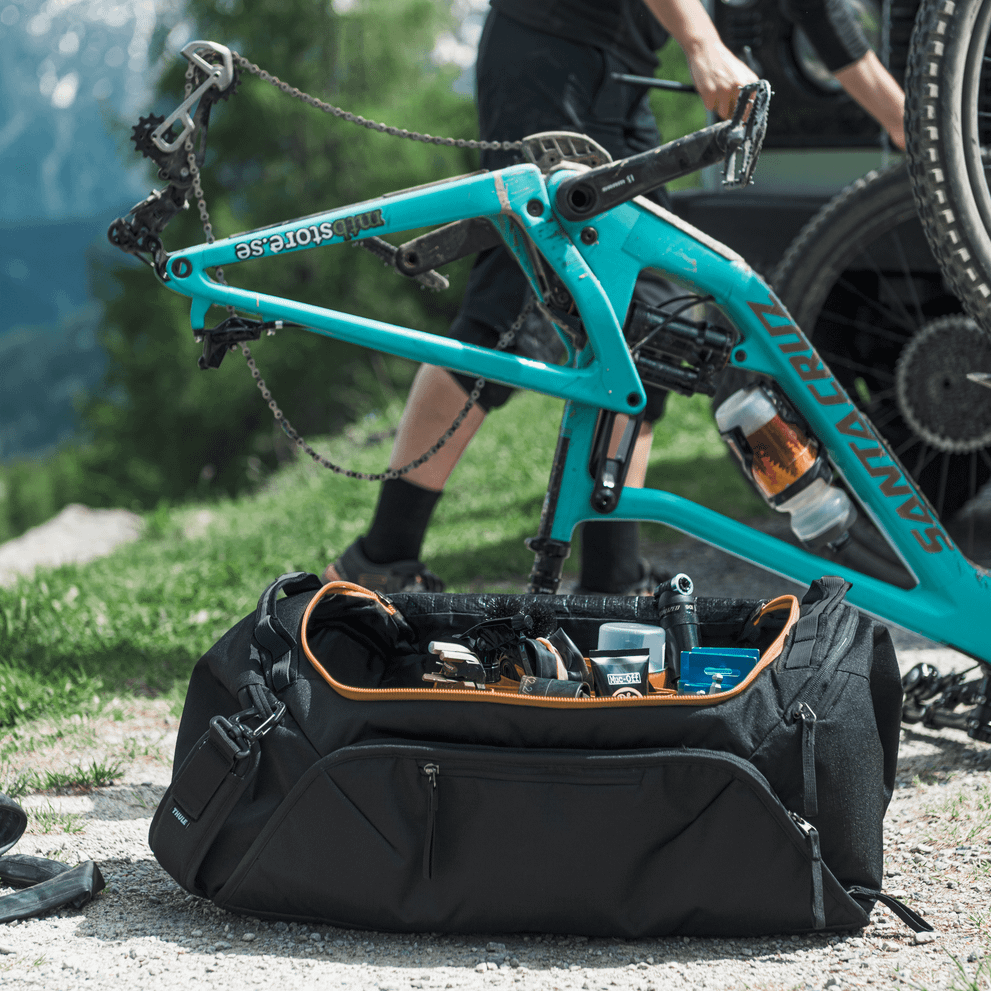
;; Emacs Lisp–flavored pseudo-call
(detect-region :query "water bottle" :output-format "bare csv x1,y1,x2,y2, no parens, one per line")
715,383,856,548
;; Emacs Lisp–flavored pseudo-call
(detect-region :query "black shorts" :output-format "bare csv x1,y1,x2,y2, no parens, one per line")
447,10,670,421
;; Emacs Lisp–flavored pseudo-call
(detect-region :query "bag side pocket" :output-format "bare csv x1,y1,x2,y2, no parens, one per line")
149,717,261,896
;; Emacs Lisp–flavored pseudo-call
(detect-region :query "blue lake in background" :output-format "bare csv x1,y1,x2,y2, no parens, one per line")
0,0,188,459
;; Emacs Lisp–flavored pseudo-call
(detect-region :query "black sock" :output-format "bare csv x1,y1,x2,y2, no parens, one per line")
362,477,442,564
579,520,643,592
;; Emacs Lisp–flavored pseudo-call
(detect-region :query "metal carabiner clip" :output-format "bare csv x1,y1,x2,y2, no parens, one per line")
151,40,234,154
230,701,287,744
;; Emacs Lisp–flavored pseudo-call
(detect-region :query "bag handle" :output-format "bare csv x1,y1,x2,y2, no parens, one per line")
784,576,853,669
253,571,324,691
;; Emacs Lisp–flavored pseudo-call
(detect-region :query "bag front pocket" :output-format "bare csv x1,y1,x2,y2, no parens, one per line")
215,742,867,937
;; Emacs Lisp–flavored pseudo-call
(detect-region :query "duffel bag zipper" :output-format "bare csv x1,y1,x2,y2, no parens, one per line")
300,584,801,708
421,762,439,880
790,811,825,930
335,741,832,895
795,703,818,817
786,608,859,818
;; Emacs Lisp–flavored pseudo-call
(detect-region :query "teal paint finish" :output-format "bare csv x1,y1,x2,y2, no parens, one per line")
156,158,991,662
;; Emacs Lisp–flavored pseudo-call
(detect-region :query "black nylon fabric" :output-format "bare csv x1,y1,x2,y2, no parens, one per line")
152,574,901,936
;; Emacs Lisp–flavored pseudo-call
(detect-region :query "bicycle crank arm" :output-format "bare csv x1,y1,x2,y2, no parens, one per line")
556,80,770,219
396,219,502,276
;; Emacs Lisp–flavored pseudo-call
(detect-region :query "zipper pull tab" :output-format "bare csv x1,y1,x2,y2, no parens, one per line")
795,702,818,818
422,763,439,880
790,811,825,930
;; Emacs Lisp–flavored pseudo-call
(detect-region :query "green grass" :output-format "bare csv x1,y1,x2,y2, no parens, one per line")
30,802,84,835
0,390,765,728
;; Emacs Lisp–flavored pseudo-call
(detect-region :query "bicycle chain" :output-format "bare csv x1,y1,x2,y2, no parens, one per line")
181,58,529,481
231,51,522,153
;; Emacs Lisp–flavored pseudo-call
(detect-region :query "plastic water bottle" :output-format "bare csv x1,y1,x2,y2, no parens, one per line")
715,383,856,548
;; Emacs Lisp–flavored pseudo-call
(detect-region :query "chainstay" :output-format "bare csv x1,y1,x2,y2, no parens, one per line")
231,51,521,153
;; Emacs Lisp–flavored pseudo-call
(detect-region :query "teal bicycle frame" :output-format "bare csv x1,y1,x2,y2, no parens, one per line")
157,159,991,664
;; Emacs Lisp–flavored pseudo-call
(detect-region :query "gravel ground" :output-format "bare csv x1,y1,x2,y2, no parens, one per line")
3,511,991,989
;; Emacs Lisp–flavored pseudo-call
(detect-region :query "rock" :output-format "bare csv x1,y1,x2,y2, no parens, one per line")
0,503,143,586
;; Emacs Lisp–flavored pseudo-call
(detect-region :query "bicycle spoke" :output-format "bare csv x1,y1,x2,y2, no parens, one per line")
936,452,951,520
818,306,915,345
863,386,898,405
862,400,904,432
814,348,897,382
888,227,927,327
848,238,923,331
833,275,918,332
912,442,940,478
894,433,920,459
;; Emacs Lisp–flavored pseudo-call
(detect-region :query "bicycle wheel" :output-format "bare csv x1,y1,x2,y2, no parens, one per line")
771,162,991,524
905,0,991,330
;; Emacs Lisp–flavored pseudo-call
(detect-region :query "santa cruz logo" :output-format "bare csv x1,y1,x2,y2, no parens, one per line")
234,208,385,260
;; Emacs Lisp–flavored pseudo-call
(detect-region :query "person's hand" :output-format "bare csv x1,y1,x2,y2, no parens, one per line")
886,120,905,151
685,41,759,120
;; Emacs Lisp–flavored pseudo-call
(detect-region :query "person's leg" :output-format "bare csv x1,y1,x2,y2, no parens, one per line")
322,365,487,586
576,268,677,594
323,247,527,590
386,364,488,491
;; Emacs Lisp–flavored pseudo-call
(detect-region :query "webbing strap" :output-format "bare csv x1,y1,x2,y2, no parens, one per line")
784,577,852,669
807,824,825,930
800,710,818,818
253,572,323,691
847,886,934,933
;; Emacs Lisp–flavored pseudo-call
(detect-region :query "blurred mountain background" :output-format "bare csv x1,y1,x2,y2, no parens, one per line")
0,0,191,458
0,0,699,541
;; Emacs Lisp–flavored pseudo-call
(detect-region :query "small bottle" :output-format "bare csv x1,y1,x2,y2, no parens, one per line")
715,384,856,548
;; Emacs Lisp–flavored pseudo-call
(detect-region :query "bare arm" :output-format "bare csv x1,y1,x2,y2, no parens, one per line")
643,0,758,119
834,49,906,149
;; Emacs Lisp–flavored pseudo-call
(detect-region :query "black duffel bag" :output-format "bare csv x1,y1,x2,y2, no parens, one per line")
150,572,921,938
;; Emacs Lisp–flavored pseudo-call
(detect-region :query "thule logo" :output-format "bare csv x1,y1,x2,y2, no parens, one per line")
172,806,190,828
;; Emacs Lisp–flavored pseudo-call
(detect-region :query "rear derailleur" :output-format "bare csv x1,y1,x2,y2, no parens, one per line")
107,41,239,277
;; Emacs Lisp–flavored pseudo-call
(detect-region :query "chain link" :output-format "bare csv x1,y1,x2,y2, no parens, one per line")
240,301,531,482
231,51,522,153
182,57,532,480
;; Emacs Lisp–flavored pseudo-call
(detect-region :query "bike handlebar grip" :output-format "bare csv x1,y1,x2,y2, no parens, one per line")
923,708,971,732
555,121,733,222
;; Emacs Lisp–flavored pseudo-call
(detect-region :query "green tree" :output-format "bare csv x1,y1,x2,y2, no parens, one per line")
86,0,478,506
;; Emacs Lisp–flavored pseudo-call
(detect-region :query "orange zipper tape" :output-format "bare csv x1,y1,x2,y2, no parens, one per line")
301,582,801,709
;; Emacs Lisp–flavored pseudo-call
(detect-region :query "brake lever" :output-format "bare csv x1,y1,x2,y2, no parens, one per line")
721,79,772,188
